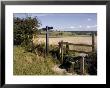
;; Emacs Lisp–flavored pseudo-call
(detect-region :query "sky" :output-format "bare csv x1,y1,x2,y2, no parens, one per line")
14,13,97,31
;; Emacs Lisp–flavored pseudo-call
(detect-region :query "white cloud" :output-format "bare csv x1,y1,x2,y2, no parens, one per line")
69,26,75,29
31,14,52,17
79,25,82,28
87,25,90,28
53,25,97,31
35,14,49,17
86,25,97,29
87,18,92,21
66,25,82,29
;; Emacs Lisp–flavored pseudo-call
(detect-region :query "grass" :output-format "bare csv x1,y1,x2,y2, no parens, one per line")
13,34,97,75
13,46,59,75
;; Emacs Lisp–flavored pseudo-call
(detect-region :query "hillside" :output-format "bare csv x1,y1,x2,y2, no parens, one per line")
13,46,61,75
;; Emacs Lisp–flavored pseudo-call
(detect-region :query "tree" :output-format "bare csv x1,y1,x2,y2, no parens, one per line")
14,16,41,46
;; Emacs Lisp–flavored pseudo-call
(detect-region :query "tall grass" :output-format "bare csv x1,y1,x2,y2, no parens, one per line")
13,46,59,75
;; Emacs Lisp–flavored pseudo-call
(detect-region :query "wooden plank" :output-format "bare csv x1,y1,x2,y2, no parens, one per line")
68,43,92,47
69,50,91,54
59,42,92,47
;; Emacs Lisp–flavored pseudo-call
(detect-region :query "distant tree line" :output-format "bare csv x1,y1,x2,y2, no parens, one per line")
71,31,97,36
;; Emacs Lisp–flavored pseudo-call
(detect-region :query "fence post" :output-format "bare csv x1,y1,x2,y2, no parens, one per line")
92,32,95,52
59,41,63,64
70,62,75,74
46,26,49,56
66,42,69,54
59,42,61,61
61,40,63,64
80,56,85,75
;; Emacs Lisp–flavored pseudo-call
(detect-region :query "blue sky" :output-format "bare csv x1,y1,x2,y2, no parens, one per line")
14,13,97,31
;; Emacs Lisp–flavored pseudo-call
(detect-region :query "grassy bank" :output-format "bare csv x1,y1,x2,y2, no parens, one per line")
13,46,59,75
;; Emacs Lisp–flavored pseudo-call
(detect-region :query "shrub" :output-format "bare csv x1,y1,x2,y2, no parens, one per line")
85,52,97,75
34,43,45,56
14,16,41,47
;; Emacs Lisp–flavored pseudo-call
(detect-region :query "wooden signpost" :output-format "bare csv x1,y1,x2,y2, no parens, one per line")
43,26,53,56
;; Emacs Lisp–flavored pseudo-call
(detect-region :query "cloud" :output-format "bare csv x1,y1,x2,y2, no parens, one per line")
69,26,75,29
66,25,82,29
35,14,49,17
86,25,97,29
87,18,92,21
79,25,82,28
87,25,90,28
61,25,97,31
30,13,52,18
52,25,97,31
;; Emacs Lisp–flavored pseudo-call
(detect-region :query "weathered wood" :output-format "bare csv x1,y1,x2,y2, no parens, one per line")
92,32,95,52
69,50,91,54
61,40,63,64
82,56,85,74
70,62,75,74
79,57,85,75
59,42,92,47
58,32,95,74
59,42,61,62
43,26,53,56
66,42,69,54
58,41,63,64
46,26,49,56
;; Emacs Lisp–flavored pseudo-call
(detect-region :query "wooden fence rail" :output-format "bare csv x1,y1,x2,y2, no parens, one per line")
60,42,92,47
58,32,95,64
58,33,95,74
59,41,94,63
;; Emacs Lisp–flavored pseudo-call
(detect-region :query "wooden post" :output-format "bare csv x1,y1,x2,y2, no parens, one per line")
70,62,75,74
61,40,63,64
46,26,49,56
92,32,95,52
80,57,85,75
66,42,69,54
82,56,85,74
43,26,53,57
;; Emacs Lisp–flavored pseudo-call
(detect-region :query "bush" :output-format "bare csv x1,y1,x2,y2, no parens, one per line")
23,40,35,52
85,52,97,75
34,43,45,56
14,16,41,47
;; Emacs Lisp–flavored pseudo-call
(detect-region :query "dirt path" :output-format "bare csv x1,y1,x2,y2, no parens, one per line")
52,65,77,75
52,65,67,75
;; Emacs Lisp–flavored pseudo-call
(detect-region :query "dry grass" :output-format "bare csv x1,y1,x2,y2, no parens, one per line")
33,36,97,45
33,36,97,52
13,46,60,75
13,36,97,75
